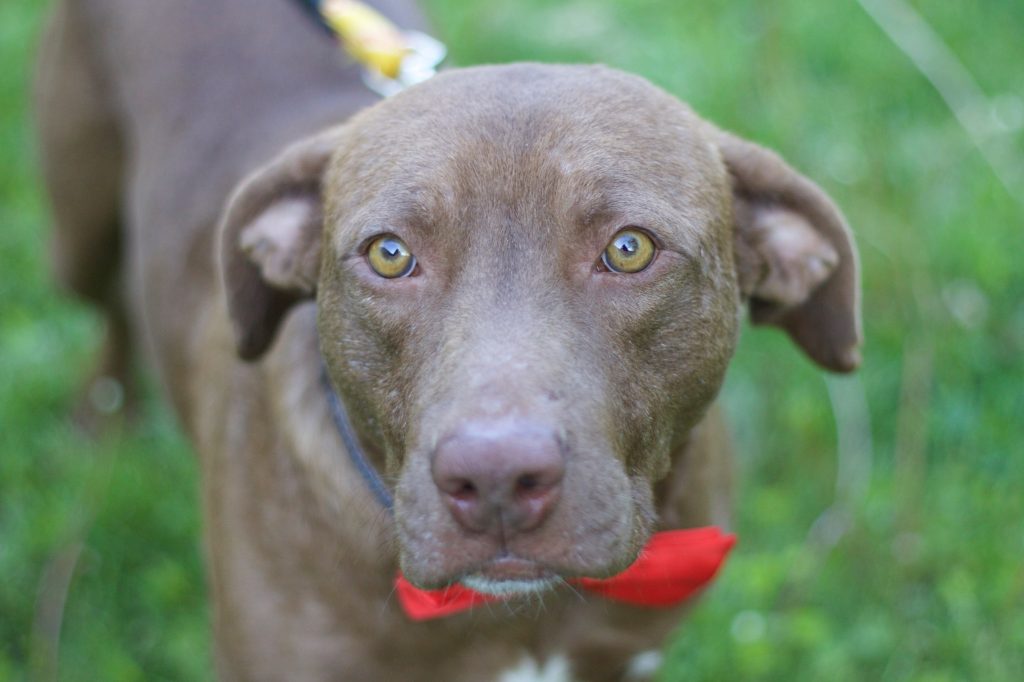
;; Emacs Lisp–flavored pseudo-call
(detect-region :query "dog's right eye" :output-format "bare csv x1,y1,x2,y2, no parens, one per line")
367,235,416,278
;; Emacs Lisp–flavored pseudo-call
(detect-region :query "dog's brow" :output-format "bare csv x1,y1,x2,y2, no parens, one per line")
361,186,452,232
569,189,704,260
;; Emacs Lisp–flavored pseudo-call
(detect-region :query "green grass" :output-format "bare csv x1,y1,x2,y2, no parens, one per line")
2,0,1023,680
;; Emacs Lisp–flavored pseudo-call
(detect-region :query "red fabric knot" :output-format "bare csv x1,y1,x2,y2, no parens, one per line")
394,527,736,621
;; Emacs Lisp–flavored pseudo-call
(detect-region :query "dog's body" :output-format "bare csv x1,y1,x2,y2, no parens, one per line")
34,1,860,680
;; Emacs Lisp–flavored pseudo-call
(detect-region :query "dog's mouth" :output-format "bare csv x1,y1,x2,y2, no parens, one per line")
458,556,559,597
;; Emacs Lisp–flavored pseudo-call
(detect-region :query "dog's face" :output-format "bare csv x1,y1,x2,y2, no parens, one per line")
220,65,860,591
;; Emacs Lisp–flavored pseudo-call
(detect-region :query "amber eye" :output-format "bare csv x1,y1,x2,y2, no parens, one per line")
367,235,416,278
601,228,656,273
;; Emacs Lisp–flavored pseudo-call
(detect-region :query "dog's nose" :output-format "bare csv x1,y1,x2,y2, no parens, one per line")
432,423,565,536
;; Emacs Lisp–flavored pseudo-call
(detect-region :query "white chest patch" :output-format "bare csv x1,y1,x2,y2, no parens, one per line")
496,653,572,682
625,650,663,680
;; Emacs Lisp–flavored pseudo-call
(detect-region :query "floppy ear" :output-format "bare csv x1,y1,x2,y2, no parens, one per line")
218,126,346,360
715,129,862,373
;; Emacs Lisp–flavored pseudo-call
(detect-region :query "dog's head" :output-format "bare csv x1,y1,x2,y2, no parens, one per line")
219,64,860,592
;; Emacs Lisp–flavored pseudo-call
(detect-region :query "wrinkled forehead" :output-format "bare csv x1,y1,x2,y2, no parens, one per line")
325,65,730,246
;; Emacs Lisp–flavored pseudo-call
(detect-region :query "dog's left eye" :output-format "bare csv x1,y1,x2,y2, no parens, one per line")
601,228,656,274
367,235,416,278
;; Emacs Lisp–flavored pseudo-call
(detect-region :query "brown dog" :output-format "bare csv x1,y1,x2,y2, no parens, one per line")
34,0,860,679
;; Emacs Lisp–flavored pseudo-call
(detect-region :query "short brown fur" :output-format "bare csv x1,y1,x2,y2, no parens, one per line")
34,1,860,680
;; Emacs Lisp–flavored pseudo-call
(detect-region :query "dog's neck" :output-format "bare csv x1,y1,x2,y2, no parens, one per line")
264,304,397,548
320,363,394,510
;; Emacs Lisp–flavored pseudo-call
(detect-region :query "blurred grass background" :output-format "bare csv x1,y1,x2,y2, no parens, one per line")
2,0,1022,680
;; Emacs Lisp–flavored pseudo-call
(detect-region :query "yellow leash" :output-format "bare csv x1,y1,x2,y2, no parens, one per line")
307,0,446,96
320,0,408,79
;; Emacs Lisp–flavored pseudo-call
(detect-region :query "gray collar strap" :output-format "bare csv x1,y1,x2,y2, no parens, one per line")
320,367,395,511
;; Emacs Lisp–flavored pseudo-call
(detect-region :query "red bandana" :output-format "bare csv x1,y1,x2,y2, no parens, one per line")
395,527,735,621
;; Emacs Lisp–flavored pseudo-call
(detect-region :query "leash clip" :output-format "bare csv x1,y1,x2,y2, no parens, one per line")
361,30,446,98
316,0,446,97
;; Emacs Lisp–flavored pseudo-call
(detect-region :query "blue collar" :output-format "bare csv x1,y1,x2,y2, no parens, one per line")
320,368,395,511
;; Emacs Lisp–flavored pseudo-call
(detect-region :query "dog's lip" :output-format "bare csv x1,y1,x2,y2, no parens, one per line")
474,556,552,581
459,557,559,596
457,556,558,593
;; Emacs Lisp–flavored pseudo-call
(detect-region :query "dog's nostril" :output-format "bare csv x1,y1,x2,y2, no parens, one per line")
516,473,540,495
454,479,477,500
